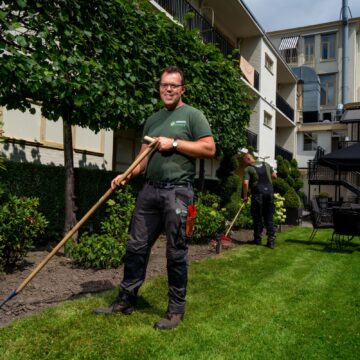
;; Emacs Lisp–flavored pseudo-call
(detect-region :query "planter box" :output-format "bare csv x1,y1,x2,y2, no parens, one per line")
285,207,303,225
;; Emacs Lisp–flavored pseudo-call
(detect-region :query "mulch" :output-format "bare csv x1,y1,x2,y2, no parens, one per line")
0,230,254,328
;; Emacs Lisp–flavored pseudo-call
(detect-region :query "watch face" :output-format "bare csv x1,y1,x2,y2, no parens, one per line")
173,140,178,148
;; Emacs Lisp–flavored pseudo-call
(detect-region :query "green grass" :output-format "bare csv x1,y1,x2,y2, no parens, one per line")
1,227,360,360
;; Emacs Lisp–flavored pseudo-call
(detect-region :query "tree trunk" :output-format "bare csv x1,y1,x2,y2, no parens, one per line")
198,159,205,192
63,120,78,241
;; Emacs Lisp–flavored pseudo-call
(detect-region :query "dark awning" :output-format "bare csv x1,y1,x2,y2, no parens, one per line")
318,142,360,171
279,36,299,50
340,109,360,123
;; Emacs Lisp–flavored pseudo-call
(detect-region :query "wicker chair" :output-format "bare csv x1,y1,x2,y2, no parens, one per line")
309,199,333,242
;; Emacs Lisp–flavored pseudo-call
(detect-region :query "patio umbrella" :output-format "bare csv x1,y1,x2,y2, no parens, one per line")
318,142,360,171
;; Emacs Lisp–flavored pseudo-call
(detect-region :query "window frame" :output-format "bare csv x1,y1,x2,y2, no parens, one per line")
319,73,336,106
265,53,274,74
304,36,315,65
263,110,273,129
320,33,336,61
303,132,318,151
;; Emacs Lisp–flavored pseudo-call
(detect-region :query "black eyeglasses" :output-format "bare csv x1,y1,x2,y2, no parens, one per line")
159,83,183,90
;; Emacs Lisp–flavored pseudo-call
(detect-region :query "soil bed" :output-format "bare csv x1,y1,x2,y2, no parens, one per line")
0,230,253,328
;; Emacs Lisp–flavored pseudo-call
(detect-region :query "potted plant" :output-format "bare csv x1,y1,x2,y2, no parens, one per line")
283,188,303,225
317,192,330,209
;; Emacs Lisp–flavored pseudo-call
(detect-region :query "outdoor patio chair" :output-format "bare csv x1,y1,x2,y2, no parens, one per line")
309,199,333,242
331,208,360,248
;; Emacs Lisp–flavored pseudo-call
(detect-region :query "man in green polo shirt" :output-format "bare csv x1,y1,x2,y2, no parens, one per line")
94,66,215,330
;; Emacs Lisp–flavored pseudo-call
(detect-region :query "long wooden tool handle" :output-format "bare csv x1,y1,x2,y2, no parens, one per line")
224,202,245,237
15,136,157,295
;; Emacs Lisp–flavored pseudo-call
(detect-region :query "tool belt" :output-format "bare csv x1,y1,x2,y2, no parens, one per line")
146,180,192,189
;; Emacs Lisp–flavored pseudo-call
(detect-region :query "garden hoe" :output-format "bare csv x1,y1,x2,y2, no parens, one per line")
215,201,245,254
0,136,157,311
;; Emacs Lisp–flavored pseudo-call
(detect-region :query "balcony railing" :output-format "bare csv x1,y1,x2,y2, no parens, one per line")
153,0,235,57
275,145,293,161
276,93,294,121
338,141,360,149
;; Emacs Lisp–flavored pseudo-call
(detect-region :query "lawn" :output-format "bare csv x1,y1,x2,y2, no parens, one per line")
0,227,359,360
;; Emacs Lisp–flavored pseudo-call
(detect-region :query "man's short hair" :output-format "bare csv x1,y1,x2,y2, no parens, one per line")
160,65,185,85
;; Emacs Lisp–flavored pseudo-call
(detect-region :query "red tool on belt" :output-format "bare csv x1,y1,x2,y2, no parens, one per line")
186,204,197,237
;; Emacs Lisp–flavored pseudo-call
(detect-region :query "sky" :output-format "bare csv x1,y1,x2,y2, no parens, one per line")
244,0,360,32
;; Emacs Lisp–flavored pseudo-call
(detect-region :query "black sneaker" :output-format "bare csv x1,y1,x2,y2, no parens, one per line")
93,298,134,315
154,313,184,330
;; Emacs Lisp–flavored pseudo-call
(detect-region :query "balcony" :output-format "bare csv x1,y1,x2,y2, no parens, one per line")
276,93,294,121
153,0,235,57
240,56,260,91
275,145,293,161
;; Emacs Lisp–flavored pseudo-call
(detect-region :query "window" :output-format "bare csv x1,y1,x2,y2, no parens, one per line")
282,48,298,64
304,36,315,64
264,111,272,128
265,53,274,73
303,132,318,151
321,33,336,60
320,74,336,106
322,112,332,121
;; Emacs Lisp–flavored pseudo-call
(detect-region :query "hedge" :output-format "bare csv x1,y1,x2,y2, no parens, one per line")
2,161,220,244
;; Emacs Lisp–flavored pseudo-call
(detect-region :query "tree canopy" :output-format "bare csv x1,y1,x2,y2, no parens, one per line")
0,0,250,155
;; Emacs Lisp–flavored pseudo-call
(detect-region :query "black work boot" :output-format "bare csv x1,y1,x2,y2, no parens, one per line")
93,297,134,315
266,238,275,249
153,313,184,330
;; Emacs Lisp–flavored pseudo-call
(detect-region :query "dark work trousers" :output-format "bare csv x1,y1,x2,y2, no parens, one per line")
120,182,194,314
251,192,276,243
250,164,276,243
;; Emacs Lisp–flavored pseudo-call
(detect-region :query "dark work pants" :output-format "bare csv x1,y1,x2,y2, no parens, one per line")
251,192,276,243
120,182,193,314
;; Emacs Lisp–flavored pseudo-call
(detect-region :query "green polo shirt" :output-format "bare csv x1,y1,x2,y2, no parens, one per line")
243,161,274,188
142,104,212,183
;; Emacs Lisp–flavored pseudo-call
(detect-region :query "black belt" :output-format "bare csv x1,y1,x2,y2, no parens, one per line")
146,180,192,189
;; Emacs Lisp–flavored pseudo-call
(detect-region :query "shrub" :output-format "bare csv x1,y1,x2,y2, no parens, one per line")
272,177,291,196
196,192,221,208
220,175,241,205
284,188,301,208
100,186,136,243
0,196,48,272
236,199,253,229
224,193,252,229
65,186,135,269
191,202,225,244
65,233,125,269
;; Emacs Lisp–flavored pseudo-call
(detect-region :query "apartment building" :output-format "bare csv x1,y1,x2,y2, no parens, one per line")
268,13,360,202
268,16,360,168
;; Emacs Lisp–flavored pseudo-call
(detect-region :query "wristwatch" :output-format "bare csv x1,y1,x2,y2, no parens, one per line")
172,139,178,150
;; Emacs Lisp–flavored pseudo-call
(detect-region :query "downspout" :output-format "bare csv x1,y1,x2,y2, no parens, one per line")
341,0,349,105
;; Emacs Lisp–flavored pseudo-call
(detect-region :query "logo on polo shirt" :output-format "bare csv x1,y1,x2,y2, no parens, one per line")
170,120,187,127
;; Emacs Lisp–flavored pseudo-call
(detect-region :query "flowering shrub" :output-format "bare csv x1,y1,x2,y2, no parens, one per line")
274,193,286,225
